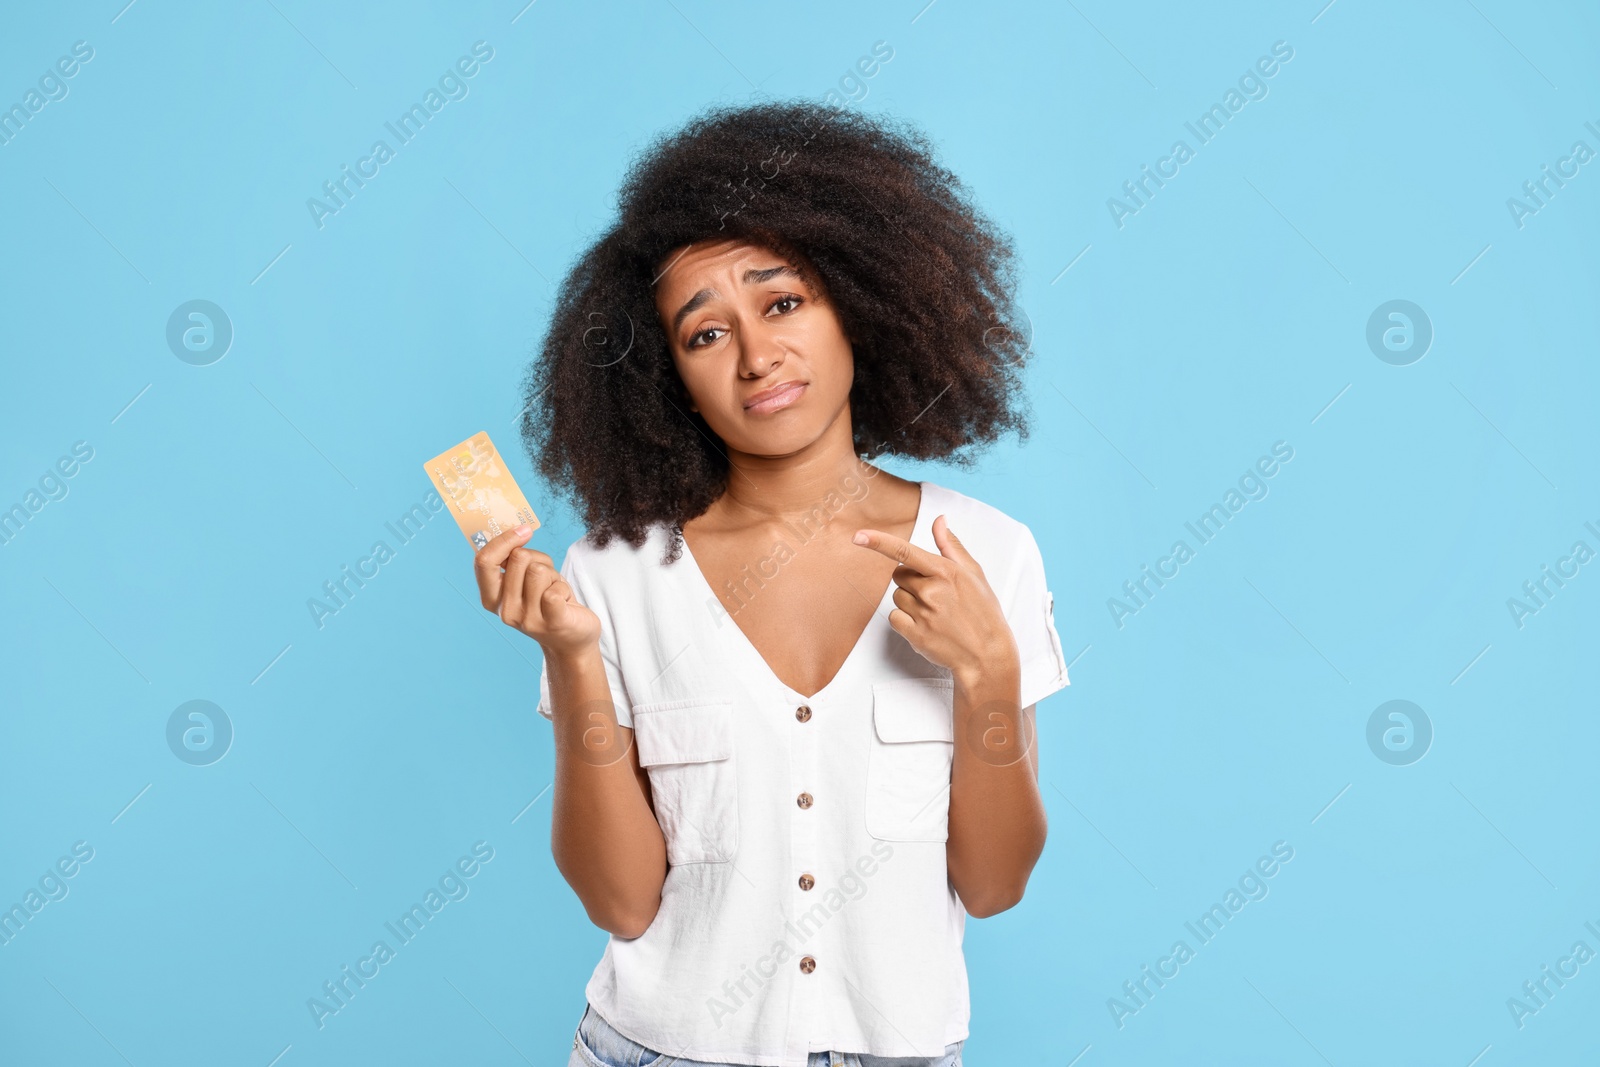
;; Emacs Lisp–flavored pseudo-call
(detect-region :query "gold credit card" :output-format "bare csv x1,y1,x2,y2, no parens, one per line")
423,431,540,549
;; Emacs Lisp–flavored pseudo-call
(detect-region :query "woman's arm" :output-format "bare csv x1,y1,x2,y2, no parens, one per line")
852,515,1048,918
947,653,1047,918
545,645,668,938
472,527,667,939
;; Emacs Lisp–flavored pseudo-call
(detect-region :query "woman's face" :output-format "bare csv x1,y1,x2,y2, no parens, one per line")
653,238,854,457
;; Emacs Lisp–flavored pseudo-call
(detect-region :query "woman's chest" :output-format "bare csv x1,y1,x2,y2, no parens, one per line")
688,529,904,700
613,547,959,858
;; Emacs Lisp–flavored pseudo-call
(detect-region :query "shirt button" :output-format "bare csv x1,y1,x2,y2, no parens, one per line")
795,704,812,722
799,955,816,974
796,791,813,809
798,873,815,891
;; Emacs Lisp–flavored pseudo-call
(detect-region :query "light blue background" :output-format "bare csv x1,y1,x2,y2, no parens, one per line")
2,1,1597,1063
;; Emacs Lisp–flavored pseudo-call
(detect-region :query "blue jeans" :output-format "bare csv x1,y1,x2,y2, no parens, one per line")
568,1003,964,1067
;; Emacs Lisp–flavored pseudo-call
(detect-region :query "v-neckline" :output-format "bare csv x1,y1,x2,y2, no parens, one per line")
677,480,931,703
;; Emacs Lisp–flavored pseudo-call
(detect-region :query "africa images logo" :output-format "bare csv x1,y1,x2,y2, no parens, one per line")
306,42,494,230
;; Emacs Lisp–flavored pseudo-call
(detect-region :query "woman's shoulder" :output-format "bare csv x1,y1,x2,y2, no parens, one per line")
555,522,680,582
921,480,1037,553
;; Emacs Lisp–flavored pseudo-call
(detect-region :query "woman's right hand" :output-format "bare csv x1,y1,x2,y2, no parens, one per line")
473,526,601,656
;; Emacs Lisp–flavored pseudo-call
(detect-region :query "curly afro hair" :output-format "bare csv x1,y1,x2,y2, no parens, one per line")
520,99,1035,563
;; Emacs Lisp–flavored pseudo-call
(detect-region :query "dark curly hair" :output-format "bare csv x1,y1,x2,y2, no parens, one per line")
520,99,1035,563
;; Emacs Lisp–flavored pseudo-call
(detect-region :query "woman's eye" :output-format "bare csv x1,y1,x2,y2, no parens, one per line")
689,327,723,348
769,296,802,315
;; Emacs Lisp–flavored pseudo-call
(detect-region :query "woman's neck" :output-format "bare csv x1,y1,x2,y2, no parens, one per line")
703,411,874,528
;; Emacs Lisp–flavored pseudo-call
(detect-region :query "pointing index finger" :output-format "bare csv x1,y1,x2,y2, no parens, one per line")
853,528,943,575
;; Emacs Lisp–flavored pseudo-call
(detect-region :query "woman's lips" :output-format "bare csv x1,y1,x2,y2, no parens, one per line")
744,381,806,414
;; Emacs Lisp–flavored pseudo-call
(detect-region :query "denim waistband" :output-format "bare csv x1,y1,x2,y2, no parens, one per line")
570,1003,964,1067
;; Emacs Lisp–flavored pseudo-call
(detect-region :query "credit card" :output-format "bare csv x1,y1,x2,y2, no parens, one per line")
422,431,540,550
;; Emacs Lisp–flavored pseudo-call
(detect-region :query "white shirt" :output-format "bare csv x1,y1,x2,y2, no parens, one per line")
536,479,1069,1066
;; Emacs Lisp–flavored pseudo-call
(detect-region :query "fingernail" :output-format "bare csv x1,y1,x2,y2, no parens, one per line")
514,525,531,538
853,531,868,545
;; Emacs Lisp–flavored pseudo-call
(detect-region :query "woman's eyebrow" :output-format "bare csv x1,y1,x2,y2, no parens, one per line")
742,265,801,285
670,266,802,332
673,289,717,332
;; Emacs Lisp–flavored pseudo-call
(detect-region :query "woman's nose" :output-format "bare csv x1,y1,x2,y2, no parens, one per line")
738,328,787,376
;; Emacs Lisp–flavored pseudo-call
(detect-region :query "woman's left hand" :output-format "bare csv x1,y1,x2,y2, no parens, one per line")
853,514,1017,683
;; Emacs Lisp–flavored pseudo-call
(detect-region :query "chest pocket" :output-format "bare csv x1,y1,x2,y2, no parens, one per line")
631,697,739,864
865,678,955,842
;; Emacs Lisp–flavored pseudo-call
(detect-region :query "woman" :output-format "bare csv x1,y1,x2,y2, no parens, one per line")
472,100,1070,1067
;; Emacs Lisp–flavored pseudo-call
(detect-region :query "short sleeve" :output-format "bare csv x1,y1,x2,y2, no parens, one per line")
535,544,634,728
1003,525,1070,709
